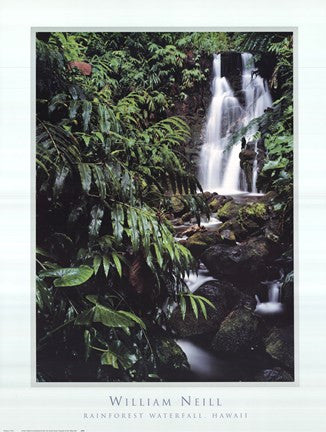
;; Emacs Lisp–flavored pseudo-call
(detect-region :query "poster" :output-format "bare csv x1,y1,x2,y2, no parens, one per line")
0,0,326,431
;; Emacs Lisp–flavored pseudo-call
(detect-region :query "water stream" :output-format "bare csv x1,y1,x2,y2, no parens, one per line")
255,280,284,315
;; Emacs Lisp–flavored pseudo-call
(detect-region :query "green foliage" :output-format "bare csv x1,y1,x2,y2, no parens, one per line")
179,292,216,320
36,30,293,382
36,31,215,382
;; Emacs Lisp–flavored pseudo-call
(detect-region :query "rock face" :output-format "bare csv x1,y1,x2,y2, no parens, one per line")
254,367,293,382
264,326,294,370
239,139,266,192
169,280,242,338
211,307,263,354
202,236,272,283
281,271,294,314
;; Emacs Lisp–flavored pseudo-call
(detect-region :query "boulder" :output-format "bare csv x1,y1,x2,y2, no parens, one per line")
254,367,293,382
264,326,294,369
169,280,242,339
239,202,268,224
217,218,249,241
219,229,236,243
217,200,243,222
155,337,189,370
181,212,193,223
170,196,186,216
208,195,229,212
211,307,263,354
185,231,218,258
202,236,272,282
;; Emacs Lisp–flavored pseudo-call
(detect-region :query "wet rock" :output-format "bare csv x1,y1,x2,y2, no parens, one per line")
170,196,186,216
281,271,294,314
217,218,248,241
239,202,268,224
208,195,229,212
254,367,293,382
181,212,193,223
169,281,242,339
155,337,189,369
264,326,294,369
211,307,263,354
219,229,236,243
185,231,218,259
202,236,272,282
180,225,205,238
217,200,243,222
259,190,278,204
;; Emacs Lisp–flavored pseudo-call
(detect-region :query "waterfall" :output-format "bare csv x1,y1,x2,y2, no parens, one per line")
199,53,272,194
255,281,284,315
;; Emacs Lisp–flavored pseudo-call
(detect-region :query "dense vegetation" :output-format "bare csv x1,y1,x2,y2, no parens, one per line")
36,32,293,382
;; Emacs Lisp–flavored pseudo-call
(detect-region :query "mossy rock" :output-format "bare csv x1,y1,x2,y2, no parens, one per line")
170,196,186,216
238,202,268,225
169,280,243,339
155,337,189,370
185,231,218,258
218,218,249,241
211,307,263,354
217,200,243,222
208,195,229,212
264,326,294,369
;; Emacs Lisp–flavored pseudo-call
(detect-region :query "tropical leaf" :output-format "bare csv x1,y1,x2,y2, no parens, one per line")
40,265,94,287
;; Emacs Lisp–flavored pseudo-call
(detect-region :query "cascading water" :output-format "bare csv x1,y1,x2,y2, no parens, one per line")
255,280,284,315
199,53,272,194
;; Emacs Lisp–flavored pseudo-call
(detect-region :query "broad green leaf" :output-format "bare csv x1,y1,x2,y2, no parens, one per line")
197,298,207,319
102,254,110,277
93,255,102,275
82,100,92,131
93,305,135,328
92,164,106,199
40,265,94,287
180,295,186,320
89,204,104,238
101,351,119,369
154,243,163,268
118,311,146,329
101,341,138,370
111,205,124,243
190,295,198,319
36,277,52,311
194,295,216,310
78,163,92,194
53,165,69,198
112,252,122,277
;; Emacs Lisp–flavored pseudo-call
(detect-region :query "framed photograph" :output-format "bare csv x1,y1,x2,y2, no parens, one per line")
0,1,325,431
34,30,294,385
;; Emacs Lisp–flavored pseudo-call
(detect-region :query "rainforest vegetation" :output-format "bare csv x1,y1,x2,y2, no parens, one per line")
36,32,293,382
